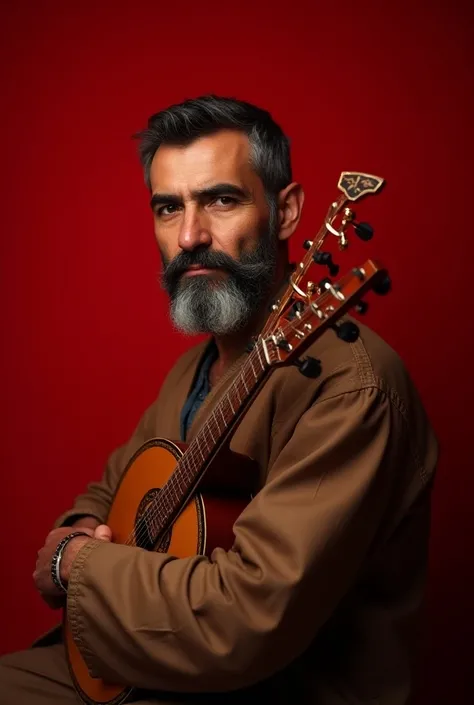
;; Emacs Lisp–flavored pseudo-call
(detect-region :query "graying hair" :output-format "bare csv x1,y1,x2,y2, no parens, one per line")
135,95,292,215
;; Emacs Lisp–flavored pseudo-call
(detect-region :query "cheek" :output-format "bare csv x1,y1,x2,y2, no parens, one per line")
211,212,263,257
154,227,177,263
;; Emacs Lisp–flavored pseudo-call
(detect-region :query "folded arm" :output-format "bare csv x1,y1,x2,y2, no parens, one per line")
65,386,404,693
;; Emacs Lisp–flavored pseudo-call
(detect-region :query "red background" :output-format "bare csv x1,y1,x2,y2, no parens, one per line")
1,1,473,702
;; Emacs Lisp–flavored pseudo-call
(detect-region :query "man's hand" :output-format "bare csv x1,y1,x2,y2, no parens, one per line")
59,524,112,585
34,524,112,610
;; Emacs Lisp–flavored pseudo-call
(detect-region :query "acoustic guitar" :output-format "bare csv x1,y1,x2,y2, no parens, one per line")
65,171,390,704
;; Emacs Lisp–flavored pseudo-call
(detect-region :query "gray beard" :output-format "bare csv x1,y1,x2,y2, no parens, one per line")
170,274,261,336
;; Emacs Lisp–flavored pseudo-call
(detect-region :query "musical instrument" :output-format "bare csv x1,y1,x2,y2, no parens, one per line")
65,171,389,704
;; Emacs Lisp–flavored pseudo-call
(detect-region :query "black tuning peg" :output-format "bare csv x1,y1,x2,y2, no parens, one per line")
293,356,322,378
333,321,360,343
373,273,391,295
353,221,374,241
303,239,313,250
277,339,292,352
355,300,369,314
313,251,340,277
287,301,305,320
246,339,256,353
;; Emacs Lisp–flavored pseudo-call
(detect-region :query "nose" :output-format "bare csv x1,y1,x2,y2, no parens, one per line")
178,206,212,252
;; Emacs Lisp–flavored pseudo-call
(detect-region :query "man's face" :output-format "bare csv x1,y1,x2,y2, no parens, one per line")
149,129,278,336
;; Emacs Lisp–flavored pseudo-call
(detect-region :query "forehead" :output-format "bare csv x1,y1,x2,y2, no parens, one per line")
149,129,260,193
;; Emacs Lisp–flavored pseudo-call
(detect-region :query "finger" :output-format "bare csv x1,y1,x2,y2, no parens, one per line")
94,524,112,542
45,527,94,546
77,527,95,538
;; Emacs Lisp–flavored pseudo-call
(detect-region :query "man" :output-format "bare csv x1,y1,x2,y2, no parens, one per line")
0,95,438,704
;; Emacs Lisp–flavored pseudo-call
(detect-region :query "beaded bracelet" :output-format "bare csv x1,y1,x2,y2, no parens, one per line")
50,531,90,594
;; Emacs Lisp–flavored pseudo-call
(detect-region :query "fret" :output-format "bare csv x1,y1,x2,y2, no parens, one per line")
219,407,227,432
200,426,213,453
227,394,235,414
255,343,264,370
249,356,257,379
233,378,244,406
210,412,222,439
188,447,199,470
177,469,187,491
231,378,240,401
163,491,173,513
188,452,201,481
207,422,216,444
176,458,192,489
235,373,248,406
185,439,200,466
198,443,206,462
218,403,227,426
171,478,179,502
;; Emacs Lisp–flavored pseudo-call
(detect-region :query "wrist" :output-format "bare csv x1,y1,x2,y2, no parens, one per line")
50,532,91,594
59,536,91,585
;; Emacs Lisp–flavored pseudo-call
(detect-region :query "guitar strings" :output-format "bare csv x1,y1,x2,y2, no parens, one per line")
121,344,267,548
122,359,263,548
126,347,266,548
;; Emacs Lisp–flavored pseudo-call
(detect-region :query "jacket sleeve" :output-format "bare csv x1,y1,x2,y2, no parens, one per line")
66,386,408,693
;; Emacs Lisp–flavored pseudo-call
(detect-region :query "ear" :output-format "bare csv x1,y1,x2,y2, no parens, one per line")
277,182,305,242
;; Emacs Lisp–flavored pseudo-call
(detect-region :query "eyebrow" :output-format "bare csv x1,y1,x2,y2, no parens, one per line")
149,183,251,211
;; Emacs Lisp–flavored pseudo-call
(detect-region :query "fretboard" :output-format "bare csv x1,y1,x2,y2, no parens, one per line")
145,338,273,541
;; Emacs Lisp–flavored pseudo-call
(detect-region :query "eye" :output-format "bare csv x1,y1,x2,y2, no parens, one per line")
157,204,180,216
214,196,237,206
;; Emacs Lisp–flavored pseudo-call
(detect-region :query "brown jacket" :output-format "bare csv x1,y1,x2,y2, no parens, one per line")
54,320,438,704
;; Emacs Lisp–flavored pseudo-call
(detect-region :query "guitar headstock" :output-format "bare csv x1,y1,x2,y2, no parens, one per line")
261,170,387,341
262,260,391,369
338,172,385,201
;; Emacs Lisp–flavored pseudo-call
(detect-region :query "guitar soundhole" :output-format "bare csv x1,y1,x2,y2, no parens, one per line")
134,487,171,552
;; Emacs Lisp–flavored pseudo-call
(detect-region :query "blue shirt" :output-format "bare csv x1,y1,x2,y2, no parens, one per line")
180,340,218,441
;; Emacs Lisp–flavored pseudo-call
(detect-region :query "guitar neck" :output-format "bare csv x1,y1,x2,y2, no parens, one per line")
148,339,273,539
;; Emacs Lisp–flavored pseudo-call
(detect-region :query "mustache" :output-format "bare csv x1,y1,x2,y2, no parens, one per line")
161,248,256,293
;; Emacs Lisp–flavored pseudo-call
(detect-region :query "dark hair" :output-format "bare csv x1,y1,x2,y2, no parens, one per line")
135,95,292,202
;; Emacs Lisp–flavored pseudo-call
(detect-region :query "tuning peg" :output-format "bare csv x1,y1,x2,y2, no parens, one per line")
373,273,391,295
246,339,256,352
287,301,305,320
353,221,374,241
355,301,369,314
303,239,313,250
277,339,292,352
293,357,322,378
318,277,333,292
313,251,340,277
333,321,360,343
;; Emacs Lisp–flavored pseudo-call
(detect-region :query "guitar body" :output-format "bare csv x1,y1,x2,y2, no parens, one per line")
65,438,256,705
